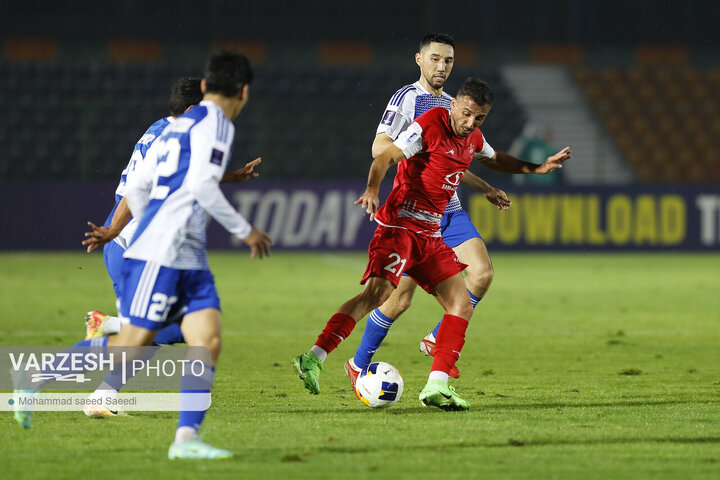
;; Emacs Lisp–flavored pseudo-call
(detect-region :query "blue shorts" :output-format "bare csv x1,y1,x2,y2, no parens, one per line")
440,209,482,248
103,240,126,300
120,259,220,331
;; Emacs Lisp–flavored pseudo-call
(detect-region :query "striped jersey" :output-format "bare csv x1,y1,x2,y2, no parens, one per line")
123,100,251,269
104,117,172,249
376,81,495,213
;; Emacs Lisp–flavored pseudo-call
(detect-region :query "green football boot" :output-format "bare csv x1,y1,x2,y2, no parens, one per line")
419,379,470,411
168,438,232,460
292,352,322,394
11,369,39,429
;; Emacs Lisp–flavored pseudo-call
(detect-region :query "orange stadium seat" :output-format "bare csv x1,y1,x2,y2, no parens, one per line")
576,64,720,182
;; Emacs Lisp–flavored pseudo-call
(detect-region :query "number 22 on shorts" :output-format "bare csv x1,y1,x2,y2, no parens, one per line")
384,253,407,276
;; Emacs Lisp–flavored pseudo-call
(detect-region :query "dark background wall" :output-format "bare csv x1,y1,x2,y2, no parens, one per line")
1,1,719,182
2,0,719,46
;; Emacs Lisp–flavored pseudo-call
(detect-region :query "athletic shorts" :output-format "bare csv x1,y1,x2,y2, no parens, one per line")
440,209,482,249
103,240,126,300
360,225,467,293
399,209,482,278
120,258,220,331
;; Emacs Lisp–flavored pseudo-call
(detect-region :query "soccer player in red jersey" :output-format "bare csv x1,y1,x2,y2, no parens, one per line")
350,33,570,383
294,78,504,410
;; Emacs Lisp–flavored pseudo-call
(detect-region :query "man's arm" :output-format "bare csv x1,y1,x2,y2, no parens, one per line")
82,197,132,253
460,171,511,210
476,147,572,175
371,133,395,159
355,144,406,221
372,90,413,158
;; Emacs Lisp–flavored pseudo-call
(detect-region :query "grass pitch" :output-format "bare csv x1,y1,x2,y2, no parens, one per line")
1,251,719,479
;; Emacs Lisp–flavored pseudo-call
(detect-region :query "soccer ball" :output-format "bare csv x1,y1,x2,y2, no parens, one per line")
354,361,403,408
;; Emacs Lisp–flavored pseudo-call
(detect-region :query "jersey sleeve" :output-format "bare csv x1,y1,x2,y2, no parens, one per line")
123,141,159,220
185,118,252,240
475,132,496,159
375,87,416,140
393,121,424,159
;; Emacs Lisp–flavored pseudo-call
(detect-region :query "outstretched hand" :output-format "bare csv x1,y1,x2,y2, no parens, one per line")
82,221,118,253
354,190,380,222
536,147,572,174
485,187,512,210
222,157,262,183
242,227,272,259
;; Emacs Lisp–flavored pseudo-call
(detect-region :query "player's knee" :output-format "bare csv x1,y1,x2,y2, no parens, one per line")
198,333,222,363
465,263,494,296
447,299,474,321
363,282,395,309
382,291,412,318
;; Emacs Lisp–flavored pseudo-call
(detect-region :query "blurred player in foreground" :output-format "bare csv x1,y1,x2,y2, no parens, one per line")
80,77,261,418
16,51,272,460
346,33,571,383
82,77,261,348
295,78,502,410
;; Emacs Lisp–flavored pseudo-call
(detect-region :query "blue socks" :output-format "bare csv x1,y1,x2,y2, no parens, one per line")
431,290,481,338
178,364,214,431
353,309,395,370
353,291,482,369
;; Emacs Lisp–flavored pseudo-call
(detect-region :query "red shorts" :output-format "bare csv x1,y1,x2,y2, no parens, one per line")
360,225,467,293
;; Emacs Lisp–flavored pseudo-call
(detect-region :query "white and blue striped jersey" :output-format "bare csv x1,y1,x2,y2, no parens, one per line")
376,81,494,213
123,100,251,269
104,117,172,249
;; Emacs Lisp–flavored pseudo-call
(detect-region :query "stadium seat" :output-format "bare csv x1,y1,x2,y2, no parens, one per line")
576,65,720,182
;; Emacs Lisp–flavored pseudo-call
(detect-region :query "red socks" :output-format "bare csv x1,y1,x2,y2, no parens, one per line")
431,314,469,375
315,313,357,354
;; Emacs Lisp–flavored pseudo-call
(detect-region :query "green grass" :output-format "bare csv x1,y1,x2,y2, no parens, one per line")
1,251,719,479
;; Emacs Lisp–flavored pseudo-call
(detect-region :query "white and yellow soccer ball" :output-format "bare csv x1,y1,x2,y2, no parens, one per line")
354,361,404,408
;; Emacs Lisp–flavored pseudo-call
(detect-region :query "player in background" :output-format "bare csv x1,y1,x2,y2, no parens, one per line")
295,78,503,410
82,78,261,346
346,33,571,383
15,52,272,459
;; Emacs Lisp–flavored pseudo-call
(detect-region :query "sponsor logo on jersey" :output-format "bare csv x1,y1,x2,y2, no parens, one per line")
210,148,224,166
444,171,463,186
446,149,455,155
381,110,396,125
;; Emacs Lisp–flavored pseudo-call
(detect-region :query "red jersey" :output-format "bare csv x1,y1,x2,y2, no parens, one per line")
374,107,485,236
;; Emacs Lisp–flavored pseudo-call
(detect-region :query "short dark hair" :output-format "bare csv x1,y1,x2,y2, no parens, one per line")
456,77,494,107
204,51,254,97
419,33,455,52
168,77,203,116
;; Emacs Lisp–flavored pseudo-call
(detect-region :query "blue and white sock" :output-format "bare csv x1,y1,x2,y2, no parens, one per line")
176,364,214,443
430,290,481,339
353,309,395,370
